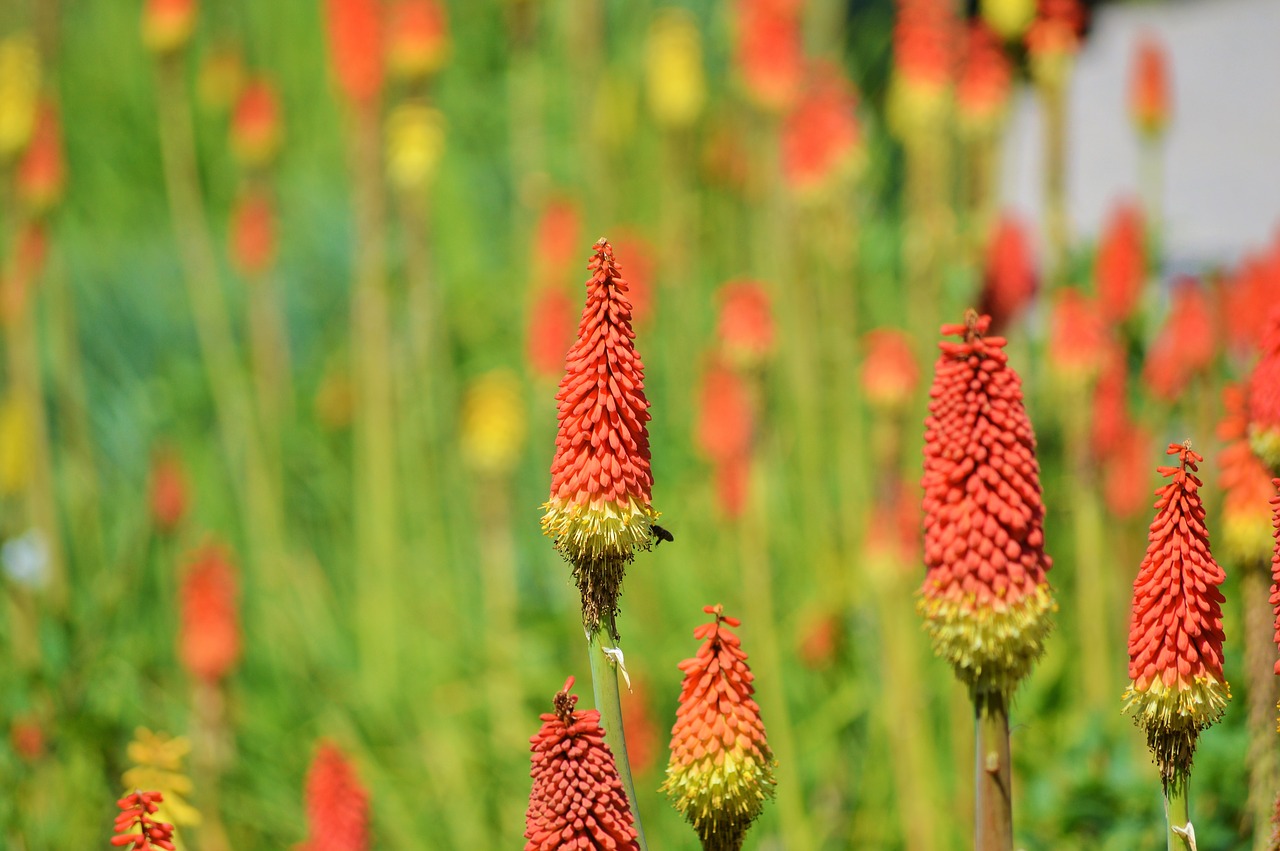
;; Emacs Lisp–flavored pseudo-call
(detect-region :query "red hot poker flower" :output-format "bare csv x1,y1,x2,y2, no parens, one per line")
16,100,63,215
1248,306,1280,471
861,327,920,411
542,239,658,632
300,742,369,851
525,285,578,381
1217,386,1274,566
1142,277,1217,402
1124,443,1229,789
112,790,176,851
733,0,805,112
387,0,450,82
525,676,640,851
1129,34,1171,140
142,0,197,55
717,281,775,370
324,0,383,106
178,543,241,683
229,186,276,278
148,448,188,533
230,78,282,169
957,20,1012,134
781,61,863,196
919,311,1054,700
661,605,775,850
1095,201,1146,325
978,214,1037,331
1270,480,1280,678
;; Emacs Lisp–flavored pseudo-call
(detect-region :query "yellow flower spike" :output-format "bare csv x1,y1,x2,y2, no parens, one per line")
0,34,39,160
644,8,706,130
386,100,446,192
459,369,527,478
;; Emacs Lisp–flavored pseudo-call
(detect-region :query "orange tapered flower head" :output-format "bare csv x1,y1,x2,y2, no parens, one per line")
325,0,383,106
228,186,276,278
978,214,1037,331
1095,201,1147,325
1103,423,1155,519
781,61,863,198
717,281,775,370
1025,0,1085,87
542,239,658,634
1142,277,1216,402
148,448,188,533
16,101,63,215
888,0,957,135
919,311,1055,701
178,543,241,683
112,790,176,851
1129,35,1171,141
525,676,640,851
957,21,1012,135
300,742,369,851
1124,442,1229,790
387,0,450,82
733,0,804,113
1248,307,1280,471
1271,481,1280,680
860,327,920,412
526,285,578,381
695,358,756,520
1047,288,1109,387
230,78,282,169
1217,386,1274,566
662,605,775,851
142,0,197,56
1090,342,1129,460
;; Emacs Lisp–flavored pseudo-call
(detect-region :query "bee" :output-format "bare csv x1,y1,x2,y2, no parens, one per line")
652,524,674,547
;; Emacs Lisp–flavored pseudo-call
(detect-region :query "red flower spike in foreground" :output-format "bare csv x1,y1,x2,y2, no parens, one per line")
919,311,1055,700
662,605,775,851
178,543,241,683
1249,307,1280,471
112,790,176,851
1270,480,1280,679
299,742,369,851
542,239,658,634
1124,443,1229,789
525,676,640,851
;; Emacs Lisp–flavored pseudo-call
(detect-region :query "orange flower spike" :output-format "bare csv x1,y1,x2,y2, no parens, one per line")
861,327,920,412
717,281,775,370
229,186,276,278
178,544,241,683
957,20,1012,134
919,311,1055,700
661,605,775,850
324,0,383,106
1123,442,1229,789
541,239,658,633
111,790,176,851
300,743,370,851
148,448,188,533
1142,277,1216,402
230,78,282,169
525,677,640,851
1270,479,1280,680
1216,386,1274,565
781,62,863,196
1095,201,1146,325
16,101,63,216
978,215,1038,332
1129,35,1171,141
142,0,197,56
387,0,450,83
1248,307,1280,471
733,0,805,112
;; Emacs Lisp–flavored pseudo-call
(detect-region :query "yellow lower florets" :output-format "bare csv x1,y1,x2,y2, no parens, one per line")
540,494,657,565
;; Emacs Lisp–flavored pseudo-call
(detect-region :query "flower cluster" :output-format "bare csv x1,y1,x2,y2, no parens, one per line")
662,605,775,851
919,311,1054,701
112,790,176,851
525,677,639,851
299,742,370,851
1124,443,1229,790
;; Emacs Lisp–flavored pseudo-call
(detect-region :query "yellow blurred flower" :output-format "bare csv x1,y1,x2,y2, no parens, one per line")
0,395,31,495
123,728,200,847
644,9,706,130
459,369,526,477
386,101,446,191
0,34,39,160
196,44,246,113
981,0,1036,41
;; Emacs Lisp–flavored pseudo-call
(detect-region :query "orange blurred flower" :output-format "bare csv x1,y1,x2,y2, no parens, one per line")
695,358,754,520
1047,288,1109,384
16,100,63,215
889,0,956,134
661,605,775,848
1090,342,1129,460
1249,308,1280,471
300,742,369,851
142,0,197,56
920,312,1054,699
324,0,383,105
230,77,282,169
1270,481,1280,675
1095,201,1146,325
978,214,1037,331
532,195,582,285
782,61,863,196
733,0,805,112
957,21,1011,134
1026,0,1085,86
10,715,43,762
1124,442,1228,789
860,327,919,411
1102,423,1154,519
178,543,241,683
525,285,577,381
1129,34,1171,140
148,448,188,533
717,281,775,369
228,186,276,278
387,0,450,82
620,679,659,778
1221,233,1280,358
1142,277,1216,401
610,231,655,326
1217,385,1274,566
526,677,639,851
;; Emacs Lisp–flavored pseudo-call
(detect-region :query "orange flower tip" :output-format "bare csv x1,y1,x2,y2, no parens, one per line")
142,0,197,55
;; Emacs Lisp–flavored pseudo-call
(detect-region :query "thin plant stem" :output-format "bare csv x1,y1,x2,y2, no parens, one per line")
974,693,1014,851
1164,776,1195,851
586,611,648,851
1041,78,1069,290
1242,561,1280,850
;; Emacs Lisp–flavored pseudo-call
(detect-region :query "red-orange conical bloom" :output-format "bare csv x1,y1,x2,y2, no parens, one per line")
525,676,640,851
148,448,188,533
112,790,176,851
1129,34,1171,140
957,20,1012,134
15,100,63,215
1047,289,1109,385
1217,386,1274,565
733,0,804,112
1142,277,1216,401
978,214,1037,331
228,186,276,278
300,742,369,851
178,543,241,683
781,61,863,196
1124,442,1229,789
1270,480,1280,678
1103,423,1155,519
142,0,197,55
1222,234,1280,358
542,239,658,632
919,311,1054,699
387,0,449,82
526,285,578,381
695,358,755,520
717,281,775,370
860,327,920,412
324,0,383,106
230,77,282,169
1090,342,1129,460
1095,202,1146,325
1248,307,1280,471
662,605,775,851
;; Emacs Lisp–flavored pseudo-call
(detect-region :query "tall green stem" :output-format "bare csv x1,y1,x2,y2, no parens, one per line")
586,612,648,851
975,694,1013,851
1164,777,1195,851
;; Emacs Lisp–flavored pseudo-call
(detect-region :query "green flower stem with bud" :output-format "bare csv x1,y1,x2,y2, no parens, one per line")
975,694,1014,851
1164,778,1194,851
587,609,648,851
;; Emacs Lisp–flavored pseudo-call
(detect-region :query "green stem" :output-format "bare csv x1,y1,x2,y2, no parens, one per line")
1164,776,1194,851
975,694,1013,851
586,612,648,851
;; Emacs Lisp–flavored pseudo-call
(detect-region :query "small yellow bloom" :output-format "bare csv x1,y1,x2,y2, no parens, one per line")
459,369,526,477
644,9,706,130
0,35,39,160
386,101,446,191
